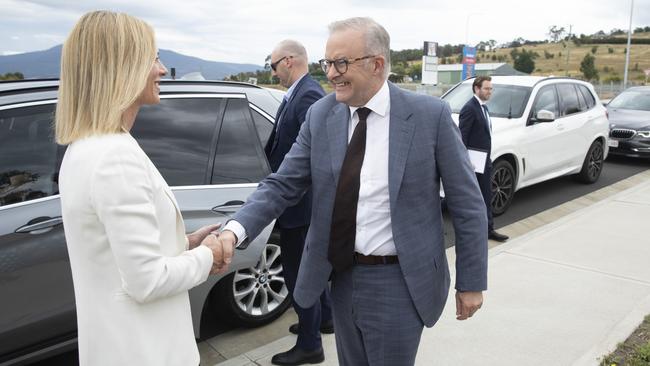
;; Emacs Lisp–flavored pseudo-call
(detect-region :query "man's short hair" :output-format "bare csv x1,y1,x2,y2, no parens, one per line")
274,39,308,62
328,17,391,79
472,76,492,93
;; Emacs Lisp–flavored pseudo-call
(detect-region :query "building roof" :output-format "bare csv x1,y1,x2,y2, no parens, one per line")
437,63,509,72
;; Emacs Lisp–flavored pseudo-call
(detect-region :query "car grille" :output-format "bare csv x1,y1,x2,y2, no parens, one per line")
610,128,636,139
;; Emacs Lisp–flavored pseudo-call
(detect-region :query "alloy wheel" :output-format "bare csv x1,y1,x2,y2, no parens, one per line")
232,244,288,317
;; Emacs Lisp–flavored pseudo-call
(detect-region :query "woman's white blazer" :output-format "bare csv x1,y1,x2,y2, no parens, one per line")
59,133,213,365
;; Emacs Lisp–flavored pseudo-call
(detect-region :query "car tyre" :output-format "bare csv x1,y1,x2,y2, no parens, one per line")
576,140,604,184
491,159,515,216
214,238,291,327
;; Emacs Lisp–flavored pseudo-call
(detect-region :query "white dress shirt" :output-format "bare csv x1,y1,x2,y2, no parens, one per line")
225,81,397,256
474,94,491,134
348,81,395,256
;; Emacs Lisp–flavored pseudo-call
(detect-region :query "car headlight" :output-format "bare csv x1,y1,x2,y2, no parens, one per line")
637,131,650,138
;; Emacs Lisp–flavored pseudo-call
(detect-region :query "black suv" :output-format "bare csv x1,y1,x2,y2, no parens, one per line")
0,79,291,364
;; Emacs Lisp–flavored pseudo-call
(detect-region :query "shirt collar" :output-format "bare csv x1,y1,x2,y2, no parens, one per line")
349,81,390,118
284,73,308,101
474,94,486,106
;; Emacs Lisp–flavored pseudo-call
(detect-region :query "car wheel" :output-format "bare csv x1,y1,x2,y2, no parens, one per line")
216,240,291,327
576,140,604,184
491,159,515,216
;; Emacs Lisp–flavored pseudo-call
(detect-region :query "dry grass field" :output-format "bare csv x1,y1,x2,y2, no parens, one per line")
479,33,650,82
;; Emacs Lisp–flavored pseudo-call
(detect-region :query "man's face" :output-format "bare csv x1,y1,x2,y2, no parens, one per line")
324,29,378,107
270,51,291,88
475,80,493,102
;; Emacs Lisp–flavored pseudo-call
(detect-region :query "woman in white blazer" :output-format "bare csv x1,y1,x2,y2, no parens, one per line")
55,11,232,365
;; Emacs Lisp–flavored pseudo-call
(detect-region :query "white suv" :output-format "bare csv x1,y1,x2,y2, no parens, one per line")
442,76,609,215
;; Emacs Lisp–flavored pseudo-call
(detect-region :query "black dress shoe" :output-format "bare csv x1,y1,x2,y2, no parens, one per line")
289,319,334,335
271,345,324,365
488,230,509,242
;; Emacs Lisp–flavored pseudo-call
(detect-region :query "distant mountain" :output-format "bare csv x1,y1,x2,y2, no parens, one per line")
0,45,263,80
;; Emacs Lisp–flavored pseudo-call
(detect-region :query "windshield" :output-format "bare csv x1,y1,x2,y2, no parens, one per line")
443,83,532,118
608,90,650,111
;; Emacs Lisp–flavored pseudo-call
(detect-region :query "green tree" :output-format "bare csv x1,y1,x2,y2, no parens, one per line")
591,46,598,54
580,53,599,80
511,49,537,74
0,72,24,80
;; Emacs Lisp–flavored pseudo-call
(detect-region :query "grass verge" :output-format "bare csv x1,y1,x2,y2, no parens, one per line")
600,315,650,365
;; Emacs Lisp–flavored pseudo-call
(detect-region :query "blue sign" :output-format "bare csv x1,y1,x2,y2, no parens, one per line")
462,46,477,80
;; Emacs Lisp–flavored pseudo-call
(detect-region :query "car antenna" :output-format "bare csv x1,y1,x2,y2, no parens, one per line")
508,92,513,119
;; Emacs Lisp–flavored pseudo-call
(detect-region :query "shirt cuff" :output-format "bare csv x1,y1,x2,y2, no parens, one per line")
223,220,247,248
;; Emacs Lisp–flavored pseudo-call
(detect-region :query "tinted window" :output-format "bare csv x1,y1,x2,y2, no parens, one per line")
578,85,596,109
212,98,268,184
442,83,532,118
532,85,559,119
0,104,59,206
557,84,581,116
442,84,474,113
251,109,274,147
608,90,650,111
132,98,224,186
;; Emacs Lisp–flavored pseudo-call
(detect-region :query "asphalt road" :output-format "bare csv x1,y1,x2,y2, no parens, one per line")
27,155,649,366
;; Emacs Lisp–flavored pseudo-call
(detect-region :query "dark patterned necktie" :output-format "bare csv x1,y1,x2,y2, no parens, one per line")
328,107,372,272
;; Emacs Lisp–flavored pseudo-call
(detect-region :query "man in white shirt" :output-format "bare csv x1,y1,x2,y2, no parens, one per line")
215,17,488,365
459,76,509,242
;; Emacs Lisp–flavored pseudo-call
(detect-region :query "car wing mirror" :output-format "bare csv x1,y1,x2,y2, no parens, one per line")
535,109,556,122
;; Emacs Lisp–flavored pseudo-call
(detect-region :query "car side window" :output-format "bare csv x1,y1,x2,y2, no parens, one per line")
0,104,59,207
251,109,274,148
212,98,269,184
132,98,224,187
578,85,596,109
557,83,582,117
532,85,559,119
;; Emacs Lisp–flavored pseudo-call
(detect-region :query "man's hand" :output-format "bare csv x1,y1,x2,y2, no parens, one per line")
455,291,483,320
187,223,222,249
201,230,237,275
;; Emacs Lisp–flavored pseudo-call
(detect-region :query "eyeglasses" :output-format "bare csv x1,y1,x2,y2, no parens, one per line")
318,55,376,75
270,56,292,71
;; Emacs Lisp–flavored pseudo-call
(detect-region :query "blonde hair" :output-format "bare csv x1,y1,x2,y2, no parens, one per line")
55,10,156,145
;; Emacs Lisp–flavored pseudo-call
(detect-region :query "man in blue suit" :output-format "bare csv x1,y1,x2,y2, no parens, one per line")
219,18,488,365
459,76,509,242
265,40,333,365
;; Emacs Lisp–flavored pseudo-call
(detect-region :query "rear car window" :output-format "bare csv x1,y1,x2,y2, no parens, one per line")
132,98,223,186
0,104,59,207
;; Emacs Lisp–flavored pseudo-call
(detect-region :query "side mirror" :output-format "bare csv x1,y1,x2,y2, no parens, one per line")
535,109,555,122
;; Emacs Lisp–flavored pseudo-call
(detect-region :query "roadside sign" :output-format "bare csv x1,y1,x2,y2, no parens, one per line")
462,46,476,80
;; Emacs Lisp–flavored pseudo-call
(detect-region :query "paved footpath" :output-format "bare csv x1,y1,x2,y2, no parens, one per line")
205,170,650,366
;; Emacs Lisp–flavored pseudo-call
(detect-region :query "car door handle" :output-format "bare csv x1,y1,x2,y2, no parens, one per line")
211,200,244,214
15,216,63,234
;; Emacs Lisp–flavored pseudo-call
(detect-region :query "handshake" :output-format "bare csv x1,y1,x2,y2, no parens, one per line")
187,224,239,275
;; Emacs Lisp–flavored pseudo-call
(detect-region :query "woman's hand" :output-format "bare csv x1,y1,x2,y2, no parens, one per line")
187,223,222,249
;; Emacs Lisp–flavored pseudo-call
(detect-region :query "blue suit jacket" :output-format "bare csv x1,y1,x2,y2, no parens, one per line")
234,82,488,327
459,96,492,164
264,74,325,228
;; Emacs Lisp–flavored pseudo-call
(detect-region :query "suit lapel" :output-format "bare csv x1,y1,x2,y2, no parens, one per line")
473,97,491,134
387,83,415,208
327,103,351,183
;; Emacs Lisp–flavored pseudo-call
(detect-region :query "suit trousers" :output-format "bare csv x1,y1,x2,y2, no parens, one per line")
476,161,494,232
280,226,332,350
330,263,424,366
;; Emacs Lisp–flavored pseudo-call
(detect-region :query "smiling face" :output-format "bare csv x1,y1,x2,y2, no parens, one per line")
324,28,384,107
137,55,168,105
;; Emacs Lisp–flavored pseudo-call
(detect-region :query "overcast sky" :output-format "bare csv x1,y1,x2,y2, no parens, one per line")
1,0,649,65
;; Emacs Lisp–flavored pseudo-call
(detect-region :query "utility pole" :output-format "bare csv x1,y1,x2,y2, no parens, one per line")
623,0,634,89
565,24,572,76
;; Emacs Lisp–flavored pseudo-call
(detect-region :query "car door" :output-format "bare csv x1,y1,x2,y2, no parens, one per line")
556,83,590,168
0,102,77,360
131,94,275,334
521,84,564,182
